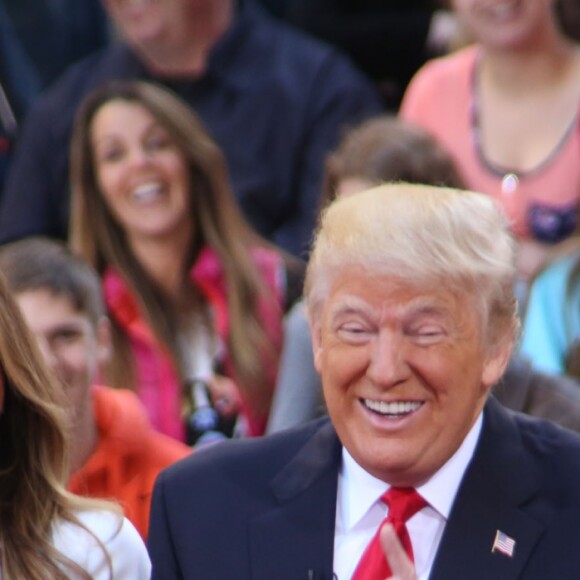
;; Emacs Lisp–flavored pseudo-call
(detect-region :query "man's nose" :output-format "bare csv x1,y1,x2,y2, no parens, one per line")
35,336,59,373
367,330,410,387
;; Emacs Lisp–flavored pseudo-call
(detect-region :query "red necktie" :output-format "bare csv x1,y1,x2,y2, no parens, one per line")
352,487,426,580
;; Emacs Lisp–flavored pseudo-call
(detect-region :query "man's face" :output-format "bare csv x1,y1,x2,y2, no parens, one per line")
101,0,170,45
310,267,509,487
101,0,201,50
15,289,109,419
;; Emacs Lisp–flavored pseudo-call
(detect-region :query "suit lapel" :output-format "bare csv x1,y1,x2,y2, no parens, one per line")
249,400,547,579
430,398,544,580
249,420,342,580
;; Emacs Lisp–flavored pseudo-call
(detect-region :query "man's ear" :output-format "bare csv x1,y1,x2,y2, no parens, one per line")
481,338,513,393
95,316,112,366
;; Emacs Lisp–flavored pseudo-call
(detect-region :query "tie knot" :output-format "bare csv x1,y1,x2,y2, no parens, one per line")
381,487,426,524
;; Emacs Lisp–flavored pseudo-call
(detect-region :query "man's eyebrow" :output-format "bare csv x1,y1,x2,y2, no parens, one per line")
405,303,449,317
327,294,455,322
328,296,375,319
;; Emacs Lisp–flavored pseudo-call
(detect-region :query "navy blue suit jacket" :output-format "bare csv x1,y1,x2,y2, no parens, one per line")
148,398,580,579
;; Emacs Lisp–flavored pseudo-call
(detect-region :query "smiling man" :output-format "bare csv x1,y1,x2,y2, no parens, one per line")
148,183,580,579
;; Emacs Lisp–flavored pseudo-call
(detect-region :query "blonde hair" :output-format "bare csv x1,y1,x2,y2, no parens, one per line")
0,270,116,579
306,183,519,350
69,80,284,418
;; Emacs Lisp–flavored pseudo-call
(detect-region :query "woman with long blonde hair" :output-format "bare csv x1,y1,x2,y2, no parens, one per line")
0,270,150,578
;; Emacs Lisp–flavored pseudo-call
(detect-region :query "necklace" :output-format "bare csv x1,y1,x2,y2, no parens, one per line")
501,173,519,197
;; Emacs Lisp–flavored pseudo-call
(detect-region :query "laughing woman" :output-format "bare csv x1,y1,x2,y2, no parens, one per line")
69,80,303,444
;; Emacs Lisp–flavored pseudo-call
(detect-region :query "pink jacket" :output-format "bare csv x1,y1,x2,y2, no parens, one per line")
103,246,285,442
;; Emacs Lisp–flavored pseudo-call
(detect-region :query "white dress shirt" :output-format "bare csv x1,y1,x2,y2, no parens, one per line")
333,413,483,580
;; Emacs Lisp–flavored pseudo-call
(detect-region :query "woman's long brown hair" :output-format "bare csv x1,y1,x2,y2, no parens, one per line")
70,80,282,419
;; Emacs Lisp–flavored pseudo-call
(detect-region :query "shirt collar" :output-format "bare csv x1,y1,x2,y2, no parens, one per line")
339,412,484,531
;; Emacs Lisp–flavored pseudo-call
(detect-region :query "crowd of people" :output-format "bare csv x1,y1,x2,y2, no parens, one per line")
0,0,580,577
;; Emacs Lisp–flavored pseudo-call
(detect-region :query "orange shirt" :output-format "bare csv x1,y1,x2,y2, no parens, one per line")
68,385,191,539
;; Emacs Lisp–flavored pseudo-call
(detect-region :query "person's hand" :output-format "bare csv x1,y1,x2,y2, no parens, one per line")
380,524,418,580
207,373,241,418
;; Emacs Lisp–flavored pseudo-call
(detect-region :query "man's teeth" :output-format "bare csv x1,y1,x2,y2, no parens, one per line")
132,182,162,201
363,399,422,417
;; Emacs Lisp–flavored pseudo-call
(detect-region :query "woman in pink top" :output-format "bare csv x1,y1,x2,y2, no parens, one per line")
400,0,580,282
69,80,303,443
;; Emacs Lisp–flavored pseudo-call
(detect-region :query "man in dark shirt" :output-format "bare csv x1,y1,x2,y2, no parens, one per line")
0,0,382,256
0,3,40,194
3,0,109,89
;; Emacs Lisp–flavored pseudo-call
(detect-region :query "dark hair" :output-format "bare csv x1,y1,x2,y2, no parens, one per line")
322,115,465,209
556,0,580,42
0,237,105,327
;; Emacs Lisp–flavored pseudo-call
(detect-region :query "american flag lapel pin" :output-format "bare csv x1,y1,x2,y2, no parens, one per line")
491,530,516,558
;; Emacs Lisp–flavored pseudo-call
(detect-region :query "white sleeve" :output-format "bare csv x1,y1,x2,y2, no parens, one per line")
102,516,151,579
52,510,151,579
